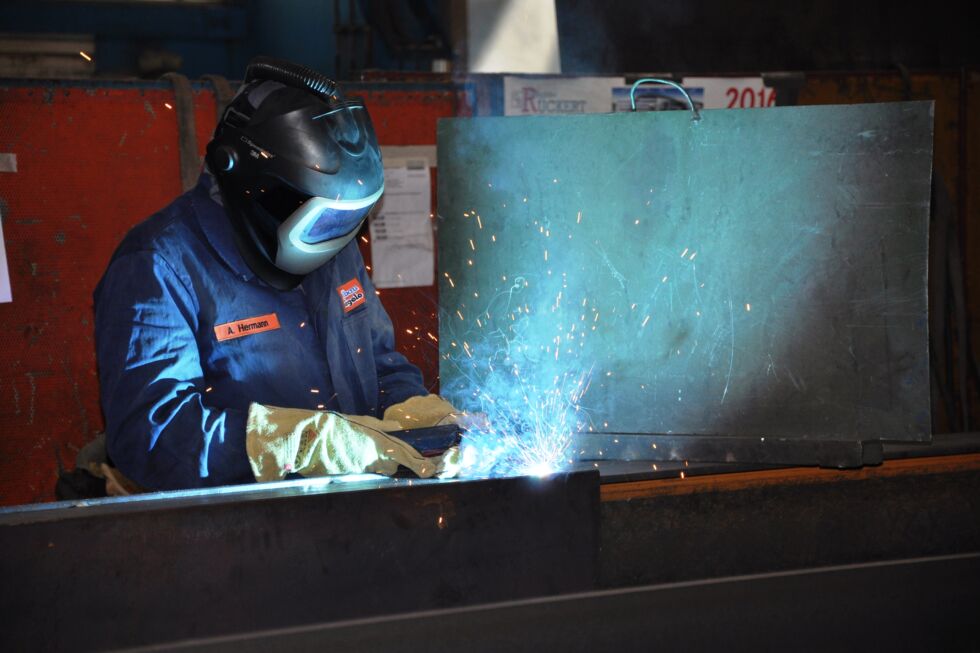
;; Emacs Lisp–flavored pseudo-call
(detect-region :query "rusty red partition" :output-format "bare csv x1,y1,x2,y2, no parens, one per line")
0,80,457,505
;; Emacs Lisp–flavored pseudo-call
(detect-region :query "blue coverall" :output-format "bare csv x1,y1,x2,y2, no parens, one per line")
94,175,428,490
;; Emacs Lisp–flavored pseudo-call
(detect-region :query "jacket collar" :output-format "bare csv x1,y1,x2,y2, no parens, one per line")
188,172,257,282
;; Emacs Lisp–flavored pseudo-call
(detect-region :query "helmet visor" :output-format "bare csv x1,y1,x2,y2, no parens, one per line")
299,202,375,244
285,188,383,246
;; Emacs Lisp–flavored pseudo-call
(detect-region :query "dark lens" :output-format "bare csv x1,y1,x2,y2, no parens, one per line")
256,182,311,222
301,205,370,244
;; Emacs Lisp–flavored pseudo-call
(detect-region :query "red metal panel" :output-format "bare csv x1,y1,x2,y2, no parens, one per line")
355,88,456,396
0,81,455,505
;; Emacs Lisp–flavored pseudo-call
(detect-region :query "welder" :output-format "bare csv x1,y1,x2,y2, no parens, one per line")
93,57,463,491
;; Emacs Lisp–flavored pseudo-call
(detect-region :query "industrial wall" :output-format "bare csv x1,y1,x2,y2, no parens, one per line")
0,71,975,506
0,79,457,505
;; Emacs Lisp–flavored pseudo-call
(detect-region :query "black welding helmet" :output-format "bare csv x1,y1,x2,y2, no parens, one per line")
206,56,384,290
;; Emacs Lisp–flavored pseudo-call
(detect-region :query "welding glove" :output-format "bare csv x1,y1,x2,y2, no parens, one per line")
246,403,460,483
382,394,460,428
383,394,489,432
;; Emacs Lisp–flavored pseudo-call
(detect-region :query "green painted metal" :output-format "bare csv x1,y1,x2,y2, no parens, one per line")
437,101,933,443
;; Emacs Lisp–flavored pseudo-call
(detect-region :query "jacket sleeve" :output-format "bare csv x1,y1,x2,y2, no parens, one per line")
355,255,429,413
95,250,253,490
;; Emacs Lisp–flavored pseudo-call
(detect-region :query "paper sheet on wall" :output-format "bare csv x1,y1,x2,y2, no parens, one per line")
681,77,774,109
0,207,12,303
503,76,625,115
368,163,434,288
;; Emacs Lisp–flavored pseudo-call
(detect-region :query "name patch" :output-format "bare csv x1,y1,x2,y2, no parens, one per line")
337,278,366,313
214,313,281,341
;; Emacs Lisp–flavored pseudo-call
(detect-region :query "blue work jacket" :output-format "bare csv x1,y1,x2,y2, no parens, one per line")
94,176,428,490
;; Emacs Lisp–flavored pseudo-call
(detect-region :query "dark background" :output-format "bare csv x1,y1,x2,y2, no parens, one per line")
2,0,975,79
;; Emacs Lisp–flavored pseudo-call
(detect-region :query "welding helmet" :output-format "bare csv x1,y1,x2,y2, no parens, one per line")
205,57,384,289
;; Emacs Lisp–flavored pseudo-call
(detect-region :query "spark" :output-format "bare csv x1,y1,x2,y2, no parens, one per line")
641,315,650,327
745,303,752,311
164,102,173,110
469,239,476,251
299,321,306,328
310,388,320,394
544,249,548,261
456,310,465,321
526,462,554,477
79,51,92,62
361,236,369,243
681,248,689,257
662,276,668,283
477,215,483,229
576,211,582,224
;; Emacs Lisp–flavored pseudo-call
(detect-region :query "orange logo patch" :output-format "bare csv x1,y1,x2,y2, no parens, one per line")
337,278,366,313
214,313,281,341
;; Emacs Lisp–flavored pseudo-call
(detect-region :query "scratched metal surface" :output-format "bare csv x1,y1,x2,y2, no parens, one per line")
437,101,933,442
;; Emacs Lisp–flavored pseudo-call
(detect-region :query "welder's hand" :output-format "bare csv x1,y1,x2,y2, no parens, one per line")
383,394,488,432
383,394,460,428
246,403,454,482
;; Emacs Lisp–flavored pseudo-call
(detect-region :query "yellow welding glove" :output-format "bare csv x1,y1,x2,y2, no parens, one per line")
245,403,460,483
382,394,460,429
384,394,490,434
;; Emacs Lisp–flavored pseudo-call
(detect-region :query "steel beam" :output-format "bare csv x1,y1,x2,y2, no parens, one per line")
110,553,980,652
0,471,599,651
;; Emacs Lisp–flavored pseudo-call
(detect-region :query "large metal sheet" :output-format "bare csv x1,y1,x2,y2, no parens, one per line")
437,102,933,444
